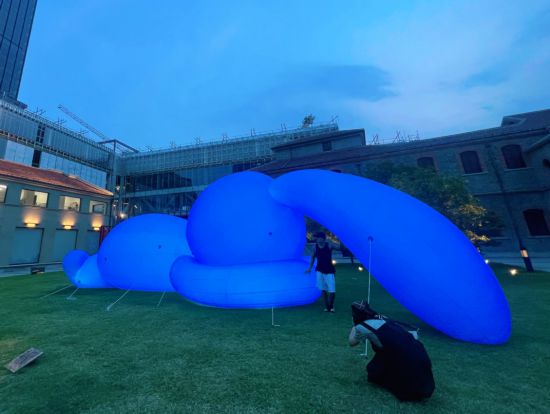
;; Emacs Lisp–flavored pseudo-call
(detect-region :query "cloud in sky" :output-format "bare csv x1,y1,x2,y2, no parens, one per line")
18,0,550,148
344,0,550,139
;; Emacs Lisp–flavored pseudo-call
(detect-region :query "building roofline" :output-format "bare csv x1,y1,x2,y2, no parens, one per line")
254,124,550,176
0,159,113,197
271,129,365,151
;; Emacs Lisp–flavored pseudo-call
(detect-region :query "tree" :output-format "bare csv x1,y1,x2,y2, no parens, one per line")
361,162,503,248
302,114,315,128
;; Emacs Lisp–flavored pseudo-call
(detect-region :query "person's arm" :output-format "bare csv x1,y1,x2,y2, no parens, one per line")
349,326,361,346
349,323,384,349
305,245,316,273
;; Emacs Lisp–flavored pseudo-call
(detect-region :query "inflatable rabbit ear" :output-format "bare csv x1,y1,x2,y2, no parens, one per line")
63,251,110,288
270,169,511,345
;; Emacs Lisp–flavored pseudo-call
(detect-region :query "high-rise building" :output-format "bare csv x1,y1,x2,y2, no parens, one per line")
0,0,37,105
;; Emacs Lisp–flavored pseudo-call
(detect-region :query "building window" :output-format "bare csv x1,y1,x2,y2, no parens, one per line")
417,157,436,170
90,200,106,215
523,209,550,236
501,144,526,169
59,196,81,211
20,189,48,208
322,141,333,152
460,151,483,174
0,184,6,203
36,124,46,144
31,149,42,168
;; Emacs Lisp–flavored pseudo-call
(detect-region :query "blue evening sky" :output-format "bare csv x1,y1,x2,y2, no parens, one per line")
19,0,550,149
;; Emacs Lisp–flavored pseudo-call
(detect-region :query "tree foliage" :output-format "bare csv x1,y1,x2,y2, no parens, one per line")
361,162,503,247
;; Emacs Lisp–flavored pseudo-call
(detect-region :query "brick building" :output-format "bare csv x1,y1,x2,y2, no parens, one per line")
256,109,550,268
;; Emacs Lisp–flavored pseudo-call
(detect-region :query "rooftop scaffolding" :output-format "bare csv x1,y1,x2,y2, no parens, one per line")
120,122,339,174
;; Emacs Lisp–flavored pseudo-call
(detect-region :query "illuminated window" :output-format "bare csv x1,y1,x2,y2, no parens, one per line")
460,151,483,174
20,189,48,207
501,144,526,169
523,209,550,236
0,184,6,203
59,196,81,211
90,200,106,215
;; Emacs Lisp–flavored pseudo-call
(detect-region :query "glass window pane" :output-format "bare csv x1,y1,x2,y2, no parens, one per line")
90,200,106,215
523,209,550,236
501,145,527,169
417,157,436,170
20,189,48,207
460,151,483,174
59,196,81,211
0,183,6,202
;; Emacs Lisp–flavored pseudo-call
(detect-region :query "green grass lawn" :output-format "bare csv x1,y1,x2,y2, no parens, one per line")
1,264,549,413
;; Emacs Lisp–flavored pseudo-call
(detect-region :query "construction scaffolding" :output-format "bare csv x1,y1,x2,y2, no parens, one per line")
120,123,339,175
0,99,113,171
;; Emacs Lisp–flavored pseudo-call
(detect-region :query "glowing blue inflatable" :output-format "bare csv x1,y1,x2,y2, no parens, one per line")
63,250,89,281
186,172,305,265
173,172,317,308
97,214,191,291
170,256,319,308
269,169,511,344
63,251,110,288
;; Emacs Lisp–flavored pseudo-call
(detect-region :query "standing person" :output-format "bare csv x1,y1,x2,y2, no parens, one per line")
306,232,337,312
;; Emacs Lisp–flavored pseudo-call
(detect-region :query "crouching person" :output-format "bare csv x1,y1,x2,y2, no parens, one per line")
348,301,435,402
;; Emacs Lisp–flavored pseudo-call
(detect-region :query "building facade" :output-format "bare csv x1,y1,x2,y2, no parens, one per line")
255,109,550,265
0,99,114,189
0,159,112,275
117,123,346,216
1,93,548,269
0,0,37,105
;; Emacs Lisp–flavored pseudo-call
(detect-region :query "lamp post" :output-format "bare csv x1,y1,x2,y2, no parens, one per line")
486,145,535,272
520,245,534,272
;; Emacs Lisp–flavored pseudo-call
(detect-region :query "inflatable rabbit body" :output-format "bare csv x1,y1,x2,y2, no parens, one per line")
64,170,511,345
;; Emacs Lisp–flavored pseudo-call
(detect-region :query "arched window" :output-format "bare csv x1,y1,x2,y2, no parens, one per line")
417,157,436,170
501,145,526,169
523,209,550,236
460,151,483,174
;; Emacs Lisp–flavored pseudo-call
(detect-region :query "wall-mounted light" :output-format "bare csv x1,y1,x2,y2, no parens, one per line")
23,211,42,228
63,225,73,230
92,226,100,231
358,266,364,272
520,249,528,258
509,268,518,276
331,259,337,265
484,259,490,264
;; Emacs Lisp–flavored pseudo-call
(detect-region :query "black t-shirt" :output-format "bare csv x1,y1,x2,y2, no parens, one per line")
314,243,336,274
